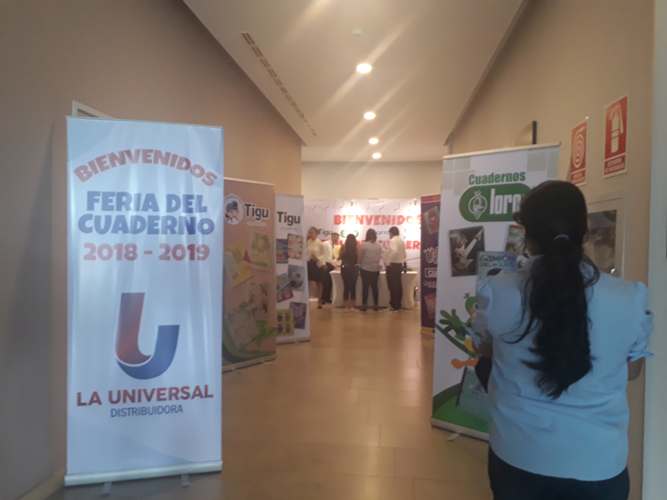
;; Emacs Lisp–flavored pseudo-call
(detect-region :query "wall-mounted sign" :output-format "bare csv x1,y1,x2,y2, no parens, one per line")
568,120,588,185
604,96,628,177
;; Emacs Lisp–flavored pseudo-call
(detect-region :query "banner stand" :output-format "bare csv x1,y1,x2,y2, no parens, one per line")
275,193,311,344
222,354,277,373
276,337,311,345
430,418,488,441
420,193,441,335
431,143,559,440
223,178,278,371
65,461,222,487
66,117,223,486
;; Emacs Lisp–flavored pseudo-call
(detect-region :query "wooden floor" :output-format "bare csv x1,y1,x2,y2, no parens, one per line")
50,306,490,500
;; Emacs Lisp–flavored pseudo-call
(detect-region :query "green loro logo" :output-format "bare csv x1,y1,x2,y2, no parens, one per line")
459,183,529,222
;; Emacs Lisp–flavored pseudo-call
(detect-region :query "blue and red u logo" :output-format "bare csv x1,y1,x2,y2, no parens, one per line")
115,293,179,380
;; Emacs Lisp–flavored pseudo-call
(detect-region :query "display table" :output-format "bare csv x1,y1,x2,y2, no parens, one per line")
330,270,418,309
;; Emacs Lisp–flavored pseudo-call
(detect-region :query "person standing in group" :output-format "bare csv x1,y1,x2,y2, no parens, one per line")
320,233,335,305
358,228,382,311
331,232,343,263
472,181,652,500
306,227,325,309
339,234,359,310
385,226,407,311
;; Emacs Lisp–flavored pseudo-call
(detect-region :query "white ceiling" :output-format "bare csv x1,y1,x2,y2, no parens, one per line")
186,0,525,162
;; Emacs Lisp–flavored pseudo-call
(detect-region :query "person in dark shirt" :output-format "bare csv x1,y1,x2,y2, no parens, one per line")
339,234,359,310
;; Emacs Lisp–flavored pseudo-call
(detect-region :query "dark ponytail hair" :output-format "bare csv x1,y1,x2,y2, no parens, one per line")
513,181,599,399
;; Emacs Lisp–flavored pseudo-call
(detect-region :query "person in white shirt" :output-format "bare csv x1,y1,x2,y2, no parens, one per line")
385,226,407,311
330,232,342,263
320,234,335,304
307,227,325,308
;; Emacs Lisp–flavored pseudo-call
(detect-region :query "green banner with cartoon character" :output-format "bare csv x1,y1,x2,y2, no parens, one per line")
432,145,558,438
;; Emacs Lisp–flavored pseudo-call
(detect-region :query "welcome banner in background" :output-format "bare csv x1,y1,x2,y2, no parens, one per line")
420,194,440,333
432,144,558,439
223,178,277,369
66,117,223,485
304,198,421,268
275,194,310,344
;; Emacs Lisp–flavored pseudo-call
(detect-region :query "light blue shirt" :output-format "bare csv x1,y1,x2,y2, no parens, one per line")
473,262,652,481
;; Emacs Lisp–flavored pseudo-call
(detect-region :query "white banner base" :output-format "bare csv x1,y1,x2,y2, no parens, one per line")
221,354,277,373
276,336,311,345
65,461,222,486
430,419,488,442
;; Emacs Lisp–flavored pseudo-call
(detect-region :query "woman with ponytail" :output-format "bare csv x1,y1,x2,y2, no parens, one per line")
473,181,652,500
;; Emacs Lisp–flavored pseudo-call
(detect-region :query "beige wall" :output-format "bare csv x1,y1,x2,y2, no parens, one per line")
302,161,442,199
0,1,301,498
448,1,653,498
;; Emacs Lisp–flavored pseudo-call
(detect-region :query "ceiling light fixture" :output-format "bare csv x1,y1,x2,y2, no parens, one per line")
356,62,373,75
368,137,379,145
372,152,382,160
363,111,376,121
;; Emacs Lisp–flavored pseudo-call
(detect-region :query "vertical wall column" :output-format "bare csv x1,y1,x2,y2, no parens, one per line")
643,1,667,498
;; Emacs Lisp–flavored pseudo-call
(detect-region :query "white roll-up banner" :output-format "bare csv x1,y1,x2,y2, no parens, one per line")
66,117,223,485
275,194,310,343
431,144,558,439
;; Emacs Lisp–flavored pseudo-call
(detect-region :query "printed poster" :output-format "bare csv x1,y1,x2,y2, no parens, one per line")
420,194,440,333
223,179,276,368
304,198,421,269
568,120,588,185
604,96,628,177
66,117,223,485
453,251,518,419
275,194,310,343
432,144,558,439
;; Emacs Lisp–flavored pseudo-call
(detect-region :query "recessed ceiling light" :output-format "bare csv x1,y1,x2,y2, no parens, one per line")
368,137,379,145
356,62,373,75
363,111,376,121
372,152,382,160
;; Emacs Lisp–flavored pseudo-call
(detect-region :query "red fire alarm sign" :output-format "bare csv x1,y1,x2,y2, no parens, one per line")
603,96,628,177
569,120,588,185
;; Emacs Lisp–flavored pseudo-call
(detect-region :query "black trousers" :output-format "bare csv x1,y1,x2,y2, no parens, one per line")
341,266,358,301
386,263,403,310
360,269,379,307
488,449,629,500
307,259,321,283
321,262,334,303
